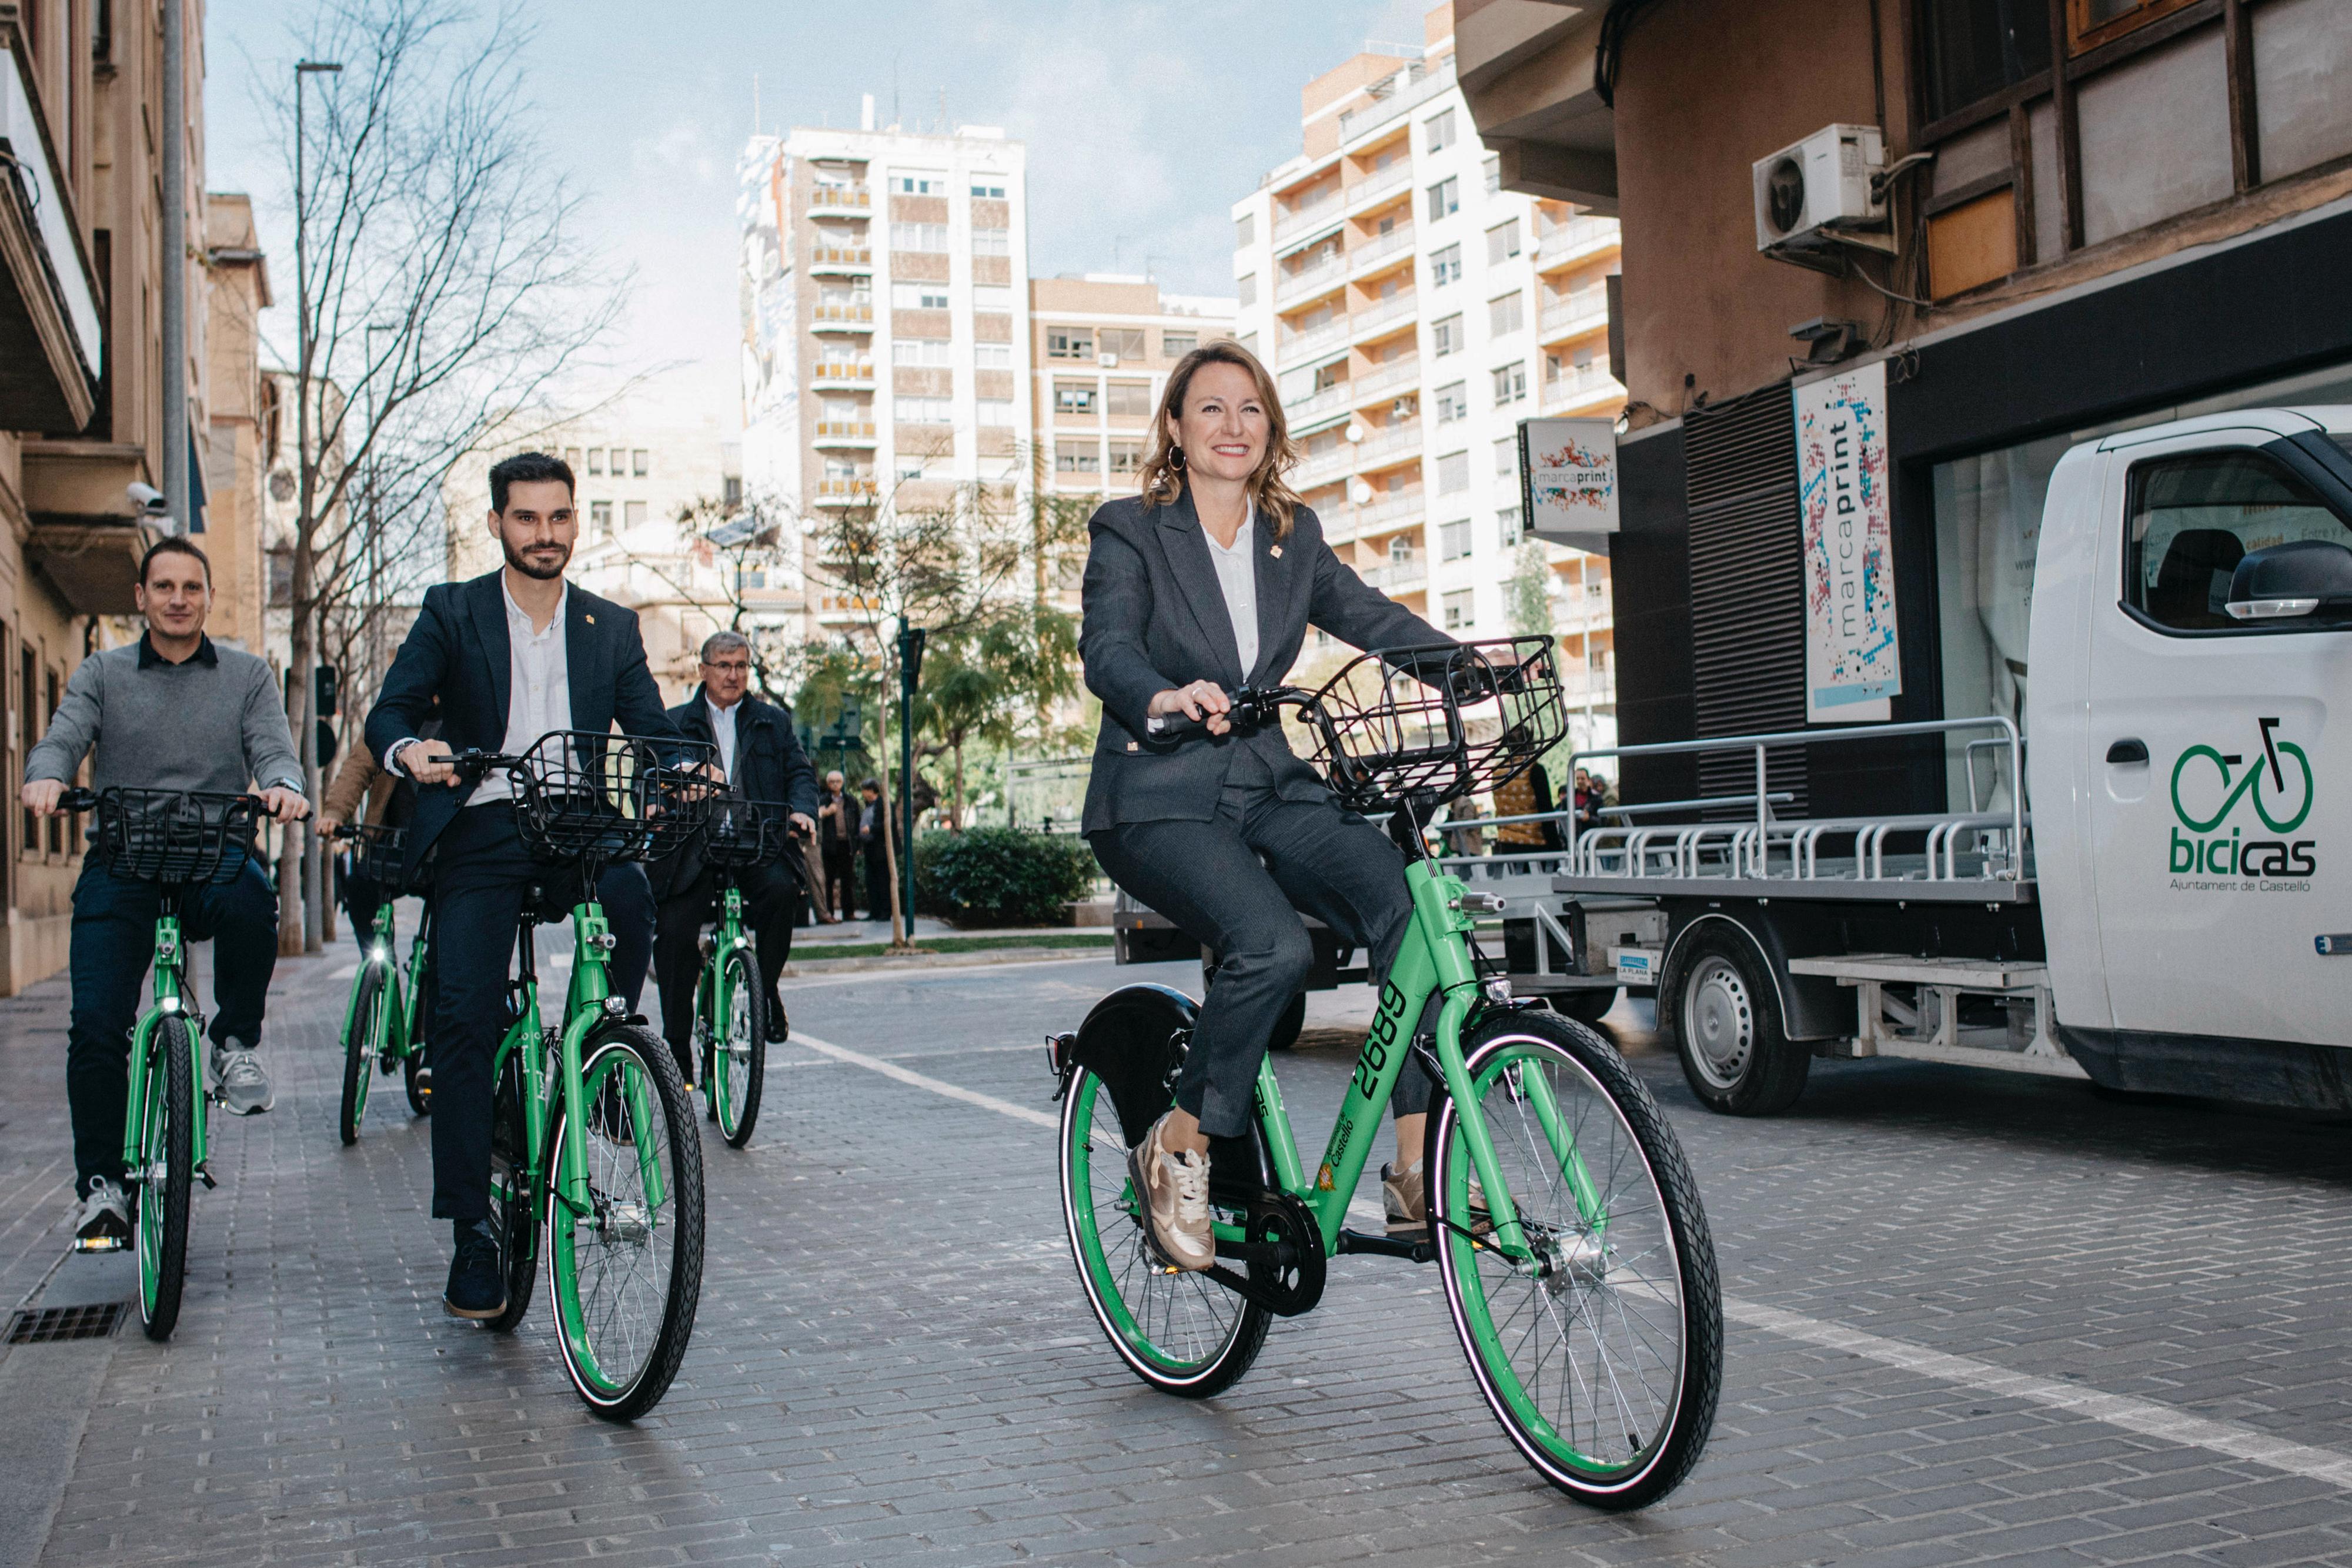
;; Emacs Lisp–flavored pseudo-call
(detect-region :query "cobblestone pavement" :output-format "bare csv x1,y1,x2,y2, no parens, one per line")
5,932,2352,1566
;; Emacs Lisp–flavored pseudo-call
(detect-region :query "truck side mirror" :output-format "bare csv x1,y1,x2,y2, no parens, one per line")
2225,539,2352,623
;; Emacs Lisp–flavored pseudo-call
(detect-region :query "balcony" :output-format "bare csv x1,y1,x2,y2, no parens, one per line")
1349,356,1421,406
1347,225,1415,280
1537,286,1609,344
1352,489,1425,531
1344,159,1414,218
1535,216,1618,271
1361,557,1427,593
813,301,875,332
810,357,875,387
1276,315,1350,366
1282,382,1351,429
1337,57,1455,147
809,243,873,273
811,477,877,505
1271,186,1346,250
1348,292,1417,344
1291,446,1353,492
1,35,103,430
1541,363,1624,413
813,420,877,446
807,183,871,213
1350,422,1423,473
1274,249,1348,307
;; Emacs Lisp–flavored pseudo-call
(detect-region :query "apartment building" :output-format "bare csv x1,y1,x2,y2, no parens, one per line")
202,193,272,655
2,1,235,991
1228,1,1623,733
1030,273,1235,511
738,108,1034,638
447,409,745,704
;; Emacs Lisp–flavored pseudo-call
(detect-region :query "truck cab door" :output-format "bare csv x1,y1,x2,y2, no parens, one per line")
2083,419,2352,1045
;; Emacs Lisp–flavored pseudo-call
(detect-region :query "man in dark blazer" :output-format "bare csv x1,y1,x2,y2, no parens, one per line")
364,450,681,1322
649,631,819,1084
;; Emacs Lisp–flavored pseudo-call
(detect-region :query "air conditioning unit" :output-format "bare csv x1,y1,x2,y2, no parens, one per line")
1097,351,1119,368
1753,124,1887,255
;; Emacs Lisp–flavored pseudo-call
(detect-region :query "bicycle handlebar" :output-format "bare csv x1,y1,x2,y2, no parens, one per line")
1145,684,1312,741
54,785,274,816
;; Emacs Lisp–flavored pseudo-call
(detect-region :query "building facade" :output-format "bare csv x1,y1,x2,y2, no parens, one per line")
202,192,271,655
737,112,1034,640
1029,273,1235,514
1455,0,2352,812
1230,1,1623,737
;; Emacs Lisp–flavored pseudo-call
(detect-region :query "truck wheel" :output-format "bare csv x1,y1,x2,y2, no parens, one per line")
1552,987,1622,1025
1668,928,1808,1116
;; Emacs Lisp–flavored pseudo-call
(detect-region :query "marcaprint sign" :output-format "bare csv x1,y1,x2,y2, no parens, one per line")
1797,359,1899,723
1521,417,1620,541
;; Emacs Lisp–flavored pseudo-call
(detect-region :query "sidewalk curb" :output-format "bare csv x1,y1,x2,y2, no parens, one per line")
781,944,1112,977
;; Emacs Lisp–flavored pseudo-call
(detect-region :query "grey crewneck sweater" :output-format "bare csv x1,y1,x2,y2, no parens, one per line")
26,635,304,798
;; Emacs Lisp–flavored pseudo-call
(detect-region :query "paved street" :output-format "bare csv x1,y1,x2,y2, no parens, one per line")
5,932,2352,1566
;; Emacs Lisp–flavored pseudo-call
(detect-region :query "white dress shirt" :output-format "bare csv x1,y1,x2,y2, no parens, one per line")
389,577,572,805
1201,499,1259,678
706,695,740,781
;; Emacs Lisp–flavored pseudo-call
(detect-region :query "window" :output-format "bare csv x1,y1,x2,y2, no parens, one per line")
1439,519,1472,560
1236,273,1257,309
724,476,743,506
586,449,604,476
1489,290,1525,336
1425,108,1455,153
978,398,1015,426
1916,0,2054,123
632,449,649,477
1496,436,1520,477
974,342,1011,369
971,226,1010,256
1429,243,1461,287
897,396,954,424
2123,452,2352,633
1438,451,1470,494
1109,440,1144,476
971,181,1005,199
624,500,647,530
1047,326,1095,360
1498,506,1524,546
592,500,613,534
1105,381,1152,416
890,222,950,252
973,285,1013,312
1235,213,1255,249
1054,383,1098,416
1435,382,1468,424
563,447,582,469
893,173,944,195
18,645,34,857
1432,314,1464,357
1163,330,1198,357
1442,589,1474,631
1101,327,1147,361
1492,363,1527,405
893,337,952,366
1238,330,1258,356
1482,155,1501,195
1426,177,1459,222
1486,219,1521,265
892,282,950,310
1055,440,1101,474
44,669,60,855
610,447,627,472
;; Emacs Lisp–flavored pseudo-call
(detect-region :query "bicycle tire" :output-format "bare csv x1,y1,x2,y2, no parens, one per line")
138,1017,196,1342
1058,1065,1270,1399
709,946,766,1148
405,957,435,1116
546,1024,704,1421
482,1042,538,1334
339,965,386,1146
1430,1011,1720,1509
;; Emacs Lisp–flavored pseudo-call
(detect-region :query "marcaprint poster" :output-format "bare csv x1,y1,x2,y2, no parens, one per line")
1796,359,1899,723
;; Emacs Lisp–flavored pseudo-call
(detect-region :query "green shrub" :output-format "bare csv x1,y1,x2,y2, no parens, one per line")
914,828,1098,927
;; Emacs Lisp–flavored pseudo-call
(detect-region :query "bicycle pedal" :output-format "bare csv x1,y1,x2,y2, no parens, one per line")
195,1165,218,1191
71,1235,128,1253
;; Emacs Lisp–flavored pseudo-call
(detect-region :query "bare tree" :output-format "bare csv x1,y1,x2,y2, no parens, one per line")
265,0,637,952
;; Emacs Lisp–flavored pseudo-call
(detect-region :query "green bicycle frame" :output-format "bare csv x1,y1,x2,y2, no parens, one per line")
700,885,751,1122
120,910,207,1179
1219,858,1601,1266
336,904,410,1065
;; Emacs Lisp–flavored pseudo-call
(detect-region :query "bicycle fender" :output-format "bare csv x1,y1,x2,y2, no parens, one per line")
1069,983,1196,1148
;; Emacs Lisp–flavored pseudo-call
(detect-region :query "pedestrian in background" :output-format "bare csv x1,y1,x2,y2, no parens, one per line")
858,778,890,922
817,768,858,919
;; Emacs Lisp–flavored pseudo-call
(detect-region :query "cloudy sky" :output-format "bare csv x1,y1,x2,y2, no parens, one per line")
206,0,1435,425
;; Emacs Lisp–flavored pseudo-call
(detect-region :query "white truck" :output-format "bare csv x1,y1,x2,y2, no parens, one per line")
1556,407,2352,1115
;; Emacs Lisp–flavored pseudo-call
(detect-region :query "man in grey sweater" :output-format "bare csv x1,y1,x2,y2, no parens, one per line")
21,536,310,1251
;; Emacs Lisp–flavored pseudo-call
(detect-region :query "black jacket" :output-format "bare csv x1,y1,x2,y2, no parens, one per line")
363,571,681,881
647,684,819,902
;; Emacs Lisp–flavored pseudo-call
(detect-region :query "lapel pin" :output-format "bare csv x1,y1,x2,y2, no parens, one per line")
584,613,596,624
1269,545,1282,559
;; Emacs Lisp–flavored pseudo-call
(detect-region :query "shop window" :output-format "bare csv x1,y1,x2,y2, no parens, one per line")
2123,453,2352,634
1916,0,2053,125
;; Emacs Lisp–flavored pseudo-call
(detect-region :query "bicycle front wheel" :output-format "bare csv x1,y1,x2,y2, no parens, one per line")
1057,1065,1269,1398
138,1017,196,1341
546,1024,704,1421
339,965,386,1145
707,946,766,1148
1431,1012,1721,1509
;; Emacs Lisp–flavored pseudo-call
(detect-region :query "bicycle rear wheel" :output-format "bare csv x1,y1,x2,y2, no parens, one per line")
404,957,435,1116
138,1017,196,1341
706,946,766,1148
546,1024,704,1420
481,1041,537,1334
1431,1011,1720,1509
339,966,386,1145
1057,1065,1269,1398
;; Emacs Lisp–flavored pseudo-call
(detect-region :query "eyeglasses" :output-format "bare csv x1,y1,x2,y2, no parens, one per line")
704,660,752,674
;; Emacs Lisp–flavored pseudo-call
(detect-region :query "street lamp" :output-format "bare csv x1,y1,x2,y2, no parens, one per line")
292,58,342,955
897,624,926,940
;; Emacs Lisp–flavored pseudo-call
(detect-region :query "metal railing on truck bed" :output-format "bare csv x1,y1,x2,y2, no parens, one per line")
1555,717,2035,904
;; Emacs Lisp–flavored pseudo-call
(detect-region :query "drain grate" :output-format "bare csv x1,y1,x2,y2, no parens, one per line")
6,1301,127,1343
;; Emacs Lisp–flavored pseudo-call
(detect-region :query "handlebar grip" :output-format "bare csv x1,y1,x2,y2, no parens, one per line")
57,787,99,813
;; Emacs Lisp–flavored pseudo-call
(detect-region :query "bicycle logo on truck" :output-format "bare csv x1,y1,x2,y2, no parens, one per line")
2169,717,2317,885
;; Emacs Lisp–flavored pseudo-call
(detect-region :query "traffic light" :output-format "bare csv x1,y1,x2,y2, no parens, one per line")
316,664,339,720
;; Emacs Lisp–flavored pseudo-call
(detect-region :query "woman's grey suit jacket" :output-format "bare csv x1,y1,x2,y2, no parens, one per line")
1079,489,1448,835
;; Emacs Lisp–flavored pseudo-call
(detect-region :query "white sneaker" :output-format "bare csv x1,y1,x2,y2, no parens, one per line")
209,1043,275,1115
74,1176,131,1251
1128,1113,1214,1272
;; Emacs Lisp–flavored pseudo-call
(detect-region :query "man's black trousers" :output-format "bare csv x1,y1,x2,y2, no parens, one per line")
653,861,797,1084
426,804,656,1222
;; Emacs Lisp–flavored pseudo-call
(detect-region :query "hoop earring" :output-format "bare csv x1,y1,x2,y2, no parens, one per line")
1168,444,1186,471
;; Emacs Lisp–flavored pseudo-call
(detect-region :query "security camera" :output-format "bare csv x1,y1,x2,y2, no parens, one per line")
126,482,169,517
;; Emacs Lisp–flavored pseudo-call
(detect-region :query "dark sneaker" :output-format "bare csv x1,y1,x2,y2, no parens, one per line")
443,1219,506,1319
73,1176,131,1252
765,995,789,1044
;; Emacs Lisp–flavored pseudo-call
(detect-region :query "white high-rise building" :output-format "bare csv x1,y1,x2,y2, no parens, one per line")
738,110,1034,638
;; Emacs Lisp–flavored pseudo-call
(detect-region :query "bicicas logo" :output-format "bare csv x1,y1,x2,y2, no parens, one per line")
2169,717,2316,880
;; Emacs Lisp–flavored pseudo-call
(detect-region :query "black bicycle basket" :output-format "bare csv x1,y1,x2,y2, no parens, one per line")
508,731,719,868
92,788,262,886
701,797,791,871
1295,637,1566,813
339,822,427,894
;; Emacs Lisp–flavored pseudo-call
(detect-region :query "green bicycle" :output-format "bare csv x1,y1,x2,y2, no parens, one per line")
1051,639,1722,1508
451,730,712,1421
61,785,269,1341
331,823,434,1145
689,798,792,1146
